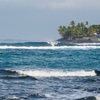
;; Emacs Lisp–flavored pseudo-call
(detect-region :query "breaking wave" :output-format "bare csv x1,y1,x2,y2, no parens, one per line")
11,69,100,77
0,69,37,80
1,69,99,77
0,45,100,50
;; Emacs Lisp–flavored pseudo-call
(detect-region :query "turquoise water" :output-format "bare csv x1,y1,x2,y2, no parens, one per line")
0,42,100,100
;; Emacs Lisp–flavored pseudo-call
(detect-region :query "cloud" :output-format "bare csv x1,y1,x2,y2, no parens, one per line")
32,0,77,9
74,0,100,8
34,0,100,10
0,0,77,9
0,0,100,10
26,0,100,10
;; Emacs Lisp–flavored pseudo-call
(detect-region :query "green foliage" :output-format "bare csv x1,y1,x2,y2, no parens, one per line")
58,21,100,40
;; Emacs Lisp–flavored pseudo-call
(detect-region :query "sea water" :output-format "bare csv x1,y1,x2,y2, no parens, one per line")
0,42,100,100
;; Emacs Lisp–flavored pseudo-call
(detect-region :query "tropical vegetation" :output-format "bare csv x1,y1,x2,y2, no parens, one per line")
58,21,100,40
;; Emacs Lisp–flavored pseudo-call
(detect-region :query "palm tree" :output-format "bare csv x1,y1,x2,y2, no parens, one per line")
58,21,100,40
85,21,88,27
58,25,67,38
70,20,75,27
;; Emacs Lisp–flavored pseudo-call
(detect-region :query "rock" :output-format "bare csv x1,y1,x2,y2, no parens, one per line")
75,96,97,100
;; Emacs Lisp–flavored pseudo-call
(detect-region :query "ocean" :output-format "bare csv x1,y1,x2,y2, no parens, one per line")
0,41,100,100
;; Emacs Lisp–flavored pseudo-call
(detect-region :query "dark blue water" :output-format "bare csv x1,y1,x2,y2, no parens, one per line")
0,42,100,100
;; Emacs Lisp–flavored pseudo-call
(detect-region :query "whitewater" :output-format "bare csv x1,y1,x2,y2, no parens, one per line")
0,42,100,100
0,45,100,50
12,70,97,77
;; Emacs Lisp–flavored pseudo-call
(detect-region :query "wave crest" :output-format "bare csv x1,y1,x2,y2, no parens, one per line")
0,45,100,50
1,69,100,78
16,70,97,77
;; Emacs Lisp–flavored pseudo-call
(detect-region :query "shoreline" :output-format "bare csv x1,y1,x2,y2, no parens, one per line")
57,38,100,43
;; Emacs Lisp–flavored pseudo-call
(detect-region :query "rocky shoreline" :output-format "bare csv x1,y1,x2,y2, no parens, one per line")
75,96,98,100
57,38,100,43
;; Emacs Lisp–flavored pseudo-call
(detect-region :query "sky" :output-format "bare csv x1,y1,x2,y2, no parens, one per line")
0,0,100,41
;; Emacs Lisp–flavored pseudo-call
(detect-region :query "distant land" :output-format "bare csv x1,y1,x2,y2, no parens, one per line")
57,21,100,43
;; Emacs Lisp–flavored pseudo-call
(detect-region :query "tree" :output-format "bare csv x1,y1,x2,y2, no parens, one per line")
58,21,100,40
85,21,88,26
70,20,75,27
58,25,67,38
87,26,96,36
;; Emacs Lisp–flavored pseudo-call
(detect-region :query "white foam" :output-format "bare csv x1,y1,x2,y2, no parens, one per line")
16,70,96,77
96,96,100,100
8,96,20,100
0,45,100,50
76,43,100,46
47,41,59,46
